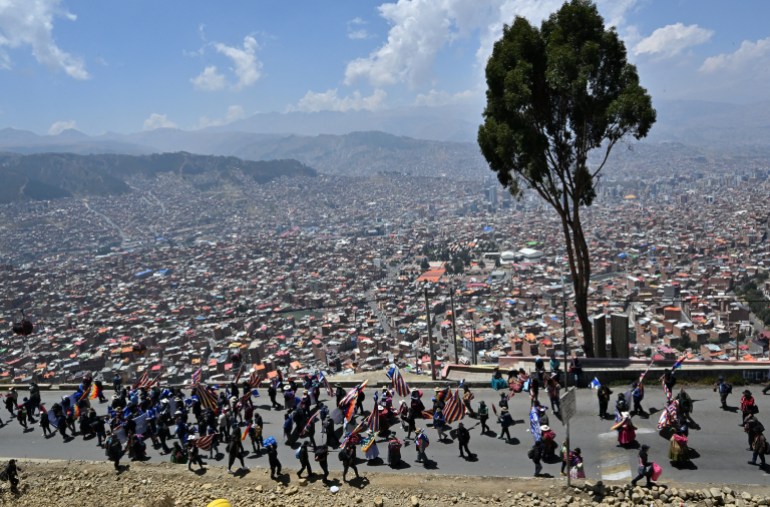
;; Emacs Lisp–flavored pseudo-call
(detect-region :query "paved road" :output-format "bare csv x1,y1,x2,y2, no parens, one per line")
0,384,767,485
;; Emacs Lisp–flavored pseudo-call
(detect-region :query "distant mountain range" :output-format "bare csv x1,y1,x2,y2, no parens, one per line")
0,152,316,203
0,99,768,203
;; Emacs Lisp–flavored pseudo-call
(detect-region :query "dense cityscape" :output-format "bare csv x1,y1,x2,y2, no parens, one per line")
2,151,770,386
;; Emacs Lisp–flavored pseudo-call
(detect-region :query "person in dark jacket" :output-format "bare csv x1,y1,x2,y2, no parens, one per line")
105,432,123,471
4,459,20,494
478,401,490,434
598,384,613,419
456,422,472,458
226,427,248,474
267,442,282,479
341,442,360,482
268,383,281,410
297,441,314,477
314,444,330,483
530,441,543,476
498,407,514,442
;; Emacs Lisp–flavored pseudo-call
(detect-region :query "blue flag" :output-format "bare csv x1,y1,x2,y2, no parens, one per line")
529,407,541,443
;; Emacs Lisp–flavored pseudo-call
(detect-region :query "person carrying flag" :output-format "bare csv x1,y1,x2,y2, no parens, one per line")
187,436,205,472
414,428,430,465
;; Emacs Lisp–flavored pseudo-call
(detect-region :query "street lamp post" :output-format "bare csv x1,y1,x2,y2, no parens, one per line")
450,285,459,365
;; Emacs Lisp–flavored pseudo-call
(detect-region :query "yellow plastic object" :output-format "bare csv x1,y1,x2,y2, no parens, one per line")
206,500,232,507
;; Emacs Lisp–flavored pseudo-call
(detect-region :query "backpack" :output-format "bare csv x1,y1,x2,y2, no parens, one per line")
338,449,349,462
720,383,732,395
755,421,765,434
527,447,536,460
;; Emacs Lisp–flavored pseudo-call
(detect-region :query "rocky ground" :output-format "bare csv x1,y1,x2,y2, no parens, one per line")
2,459,770,507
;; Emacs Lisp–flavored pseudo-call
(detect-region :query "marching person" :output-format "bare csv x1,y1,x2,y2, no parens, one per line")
314,444,330,483
462,386,476,417
478,401,490,434
741,390,757,422
297,441,314,478
267,442,282,479
456,422,472,458
630,445,654,488
714,376,731,410
341,441,360,482
498,406,514,442
597,383,612,419
226,425,248,474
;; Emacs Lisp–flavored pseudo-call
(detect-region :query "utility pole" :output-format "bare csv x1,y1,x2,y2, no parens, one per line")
471,313,478,366
425,286,437,380
450,285,459,364
560,257,571,486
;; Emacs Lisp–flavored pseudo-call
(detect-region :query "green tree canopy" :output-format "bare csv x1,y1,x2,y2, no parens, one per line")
478,0,655,357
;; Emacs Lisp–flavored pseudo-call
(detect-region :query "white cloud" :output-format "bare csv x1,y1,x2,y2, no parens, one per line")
0,0,89,79
347,17,371,40
198,105,247,128
413,88,477,107
288,89,387,113
214,35,262,90
345,0,635,89
700,37,770,74
191,65,226,91
48,120,76,135
634,23,713,59
142,113,177,131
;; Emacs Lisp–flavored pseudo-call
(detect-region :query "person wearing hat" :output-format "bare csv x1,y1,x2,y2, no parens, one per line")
630,444,654,487
498,406,514,442
540,424,557,459
713,376,732,410
478,401,490,434
433,407,448,442
414,428,430,464
741,389,756,422
498,391,509,411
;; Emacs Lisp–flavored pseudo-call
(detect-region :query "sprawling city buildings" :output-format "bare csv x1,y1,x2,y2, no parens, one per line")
1,156,770,384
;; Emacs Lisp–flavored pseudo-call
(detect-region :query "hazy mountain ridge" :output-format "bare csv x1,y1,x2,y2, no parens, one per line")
0,152,316,204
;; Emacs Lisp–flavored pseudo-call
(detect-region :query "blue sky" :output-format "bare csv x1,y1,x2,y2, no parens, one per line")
1,0,769,135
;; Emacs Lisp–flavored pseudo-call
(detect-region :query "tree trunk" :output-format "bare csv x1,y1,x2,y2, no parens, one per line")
560,205,594,357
